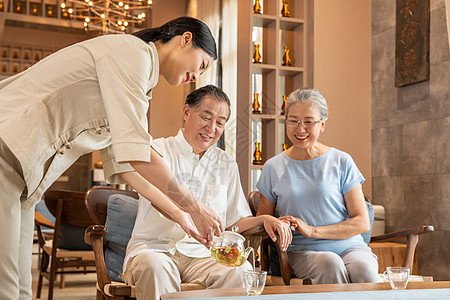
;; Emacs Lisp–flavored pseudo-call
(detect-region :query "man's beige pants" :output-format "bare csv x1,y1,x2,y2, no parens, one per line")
124,250,252,300
0,139,34,300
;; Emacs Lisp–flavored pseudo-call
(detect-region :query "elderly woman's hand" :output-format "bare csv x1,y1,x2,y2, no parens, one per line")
279,215,315,239
262,215,293,251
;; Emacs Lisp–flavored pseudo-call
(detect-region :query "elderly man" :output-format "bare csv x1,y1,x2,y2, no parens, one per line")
123,85,291,300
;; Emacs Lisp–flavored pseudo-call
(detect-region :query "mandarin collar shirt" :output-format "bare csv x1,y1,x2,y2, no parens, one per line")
125,129,252,264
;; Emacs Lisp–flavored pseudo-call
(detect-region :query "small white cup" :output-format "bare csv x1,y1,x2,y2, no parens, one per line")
383,267,410,290
243,270,267,296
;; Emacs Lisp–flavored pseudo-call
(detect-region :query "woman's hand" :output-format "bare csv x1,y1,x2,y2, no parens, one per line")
185,201,225,247
279,215,315,239
262,215,292,251
171,209,208,244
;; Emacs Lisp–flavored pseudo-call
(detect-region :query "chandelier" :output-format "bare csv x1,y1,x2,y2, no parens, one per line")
60,0,154,34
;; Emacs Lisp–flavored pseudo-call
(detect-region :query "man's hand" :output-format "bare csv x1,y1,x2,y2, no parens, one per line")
262,215,292,251
185,202,224,247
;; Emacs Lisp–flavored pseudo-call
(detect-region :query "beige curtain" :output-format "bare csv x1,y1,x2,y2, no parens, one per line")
187,0,220,87
446,0,450,53
187,0,238,159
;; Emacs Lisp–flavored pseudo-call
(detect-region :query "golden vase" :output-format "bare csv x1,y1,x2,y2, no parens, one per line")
253,44,262,64
252,93,261,113
282,46,292,66
281,0,290,17
253,142,263,165
253,0,262,14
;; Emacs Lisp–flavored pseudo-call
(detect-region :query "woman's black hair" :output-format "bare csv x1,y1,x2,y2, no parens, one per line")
132,16,217,60
185,85,231,121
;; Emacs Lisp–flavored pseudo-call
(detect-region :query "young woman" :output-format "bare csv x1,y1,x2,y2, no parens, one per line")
0,16,223,299
256,88,380,284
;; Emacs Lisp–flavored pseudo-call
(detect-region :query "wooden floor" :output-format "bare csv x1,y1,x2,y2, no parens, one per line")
31,243,97,300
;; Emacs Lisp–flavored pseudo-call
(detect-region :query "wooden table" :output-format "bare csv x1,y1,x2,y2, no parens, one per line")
161,281,450,299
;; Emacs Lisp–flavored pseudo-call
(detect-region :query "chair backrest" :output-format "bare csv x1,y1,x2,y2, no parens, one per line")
43,189,95,250
85,187,139,282
85,187,139,225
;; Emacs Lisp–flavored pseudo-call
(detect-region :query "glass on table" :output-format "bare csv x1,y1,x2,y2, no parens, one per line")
383,267,410,290
243,270,267,296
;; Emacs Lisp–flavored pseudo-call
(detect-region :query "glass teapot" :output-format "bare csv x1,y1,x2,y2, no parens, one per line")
210,226,254,268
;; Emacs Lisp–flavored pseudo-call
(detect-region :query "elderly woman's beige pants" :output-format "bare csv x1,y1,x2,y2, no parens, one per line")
288,244,381,284
124,250,252,300
0,139,34,300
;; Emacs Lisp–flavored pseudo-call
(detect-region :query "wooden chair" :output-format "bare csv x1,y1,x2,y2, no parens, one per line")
248,191,434,285
34,190,97,300
84,187,207,300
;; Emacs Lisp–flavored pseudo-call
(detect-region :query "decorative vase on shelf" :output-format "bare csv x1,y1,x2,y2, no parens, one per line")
253,44,262,64
252,93,261,114
281,95,287,115
282,46,292,66
16,2,22,14
282,143,288,151
47,6,54,17
281,0,290,17
32,5,39,15
253,0,262,14
253,142,263,165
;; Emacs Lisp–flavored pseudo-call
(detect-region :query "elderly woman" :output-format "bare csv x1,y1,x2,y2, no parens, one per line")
256,88,380,284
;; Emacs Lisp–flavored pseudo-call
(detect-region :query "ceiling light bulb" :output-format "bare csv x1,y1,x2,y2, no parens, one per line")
88,1,93,6
85,17,90,22
119,2,123,6
121,26,125,31
101,14,105,18
148,0,152,4
84,22,88,27
124,4,129,9
68,8,73,13
118,20,122,25
124,21,128,26
141,12,146,18
60,3,66,8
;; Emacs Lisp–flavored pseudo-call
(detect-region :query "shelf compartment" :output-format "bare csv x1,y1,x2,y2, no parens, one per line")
280,25,304,68
252,20,276,65
252,0,278,16
280,0,305,19
252,69,276,115
251,118,277,165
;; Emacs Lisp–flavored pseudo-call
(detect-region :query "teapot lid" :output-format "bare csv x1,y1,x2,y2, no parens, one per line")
220,226,245,241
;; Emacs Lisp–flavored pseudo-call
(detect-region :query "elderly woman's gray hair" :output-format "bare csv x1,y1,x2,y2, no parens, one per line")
286,88,328,121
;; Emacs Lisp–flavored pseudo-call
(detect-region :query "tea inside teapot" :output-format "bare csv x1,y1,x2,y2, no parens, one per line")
210,245,247,267
210,226,254,269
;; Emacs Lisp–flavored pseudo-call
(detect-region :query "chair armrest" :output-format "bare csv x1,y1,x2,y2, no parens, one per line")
241,225,268,237
85,225,112,294
84,225,107,245
34,212,55,248
370,225,434,242
275,237,292,285
105,283,134,297
35,212,55,229
371,225,434,271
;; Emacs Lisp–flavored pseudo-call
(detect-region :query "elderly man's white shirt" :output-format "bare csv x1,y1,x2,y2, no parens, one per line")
125,129,252,267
